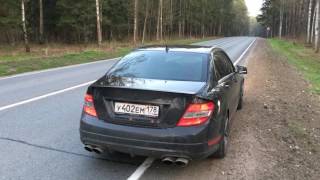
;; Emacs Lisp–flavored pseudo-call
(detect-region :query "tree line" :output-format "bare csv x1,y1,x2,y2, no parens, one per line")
0,0,250,52
257,0,320,52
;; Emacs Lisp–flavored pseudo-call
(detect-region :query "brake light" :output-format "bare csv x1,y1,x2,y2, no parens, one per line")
83,94,97,117
177,102,214,127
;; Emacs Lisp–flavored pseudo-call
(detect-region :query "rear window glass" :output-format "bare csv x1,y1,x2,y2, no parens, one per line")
108,50,209,82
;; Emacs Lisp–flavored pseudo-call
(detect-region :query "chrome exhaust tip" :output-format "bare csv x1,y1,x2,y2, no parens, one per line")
92,147,104,154
174,158,189,167
84,145,93,152
161,157,176,165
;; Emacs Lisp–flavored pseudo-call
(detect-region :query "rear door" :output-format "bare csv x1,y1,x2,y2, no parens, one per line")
213,51,238,116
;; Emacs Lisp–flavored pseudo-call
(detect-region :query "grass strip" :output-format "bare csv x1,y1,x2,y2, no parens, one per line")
268,39,320,94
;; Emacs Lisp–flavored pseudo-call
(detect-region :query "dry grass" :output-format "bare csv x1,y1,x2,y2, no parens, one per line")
0,37,216,77
0,37,215,59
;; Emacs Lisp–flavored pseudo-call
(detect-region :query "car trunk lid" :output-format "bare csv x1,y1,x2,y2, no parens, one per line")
91,77,206,128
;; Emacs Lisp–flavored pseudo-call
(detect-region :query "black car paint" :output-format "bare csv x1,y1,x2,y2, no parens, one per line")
80,45,246,160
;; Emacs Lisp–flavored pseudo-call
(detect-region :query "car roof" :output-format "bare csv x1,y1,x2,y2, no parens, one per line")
136,45,216,54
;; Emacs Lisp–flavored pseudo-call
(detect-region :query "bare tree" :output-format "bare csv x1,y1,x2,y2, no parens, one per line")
178,0,182,37
307,0,314,43
156,0,160,40
39,0,44,44
182,0,186,37
160,0,163,40
312,2,317,43
202,0,207,38
133,0,138,44
156,0,163,41
279,0,284,38
95,0,102,46
21,0,30,52
99,1,103,28
142,0,149,44
315,0,320,52
169,0,173,37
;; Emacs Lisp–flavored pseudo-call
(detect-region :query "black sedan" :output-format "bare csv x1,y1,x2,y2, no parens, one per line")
80,45,247,166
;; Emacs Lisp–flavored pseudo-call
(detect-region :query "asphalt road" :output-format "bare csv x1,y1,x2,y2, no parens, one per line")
0,36,256,180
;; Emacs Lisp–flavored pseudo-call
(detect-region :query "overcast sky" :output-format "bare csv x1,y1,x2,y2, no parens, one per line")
245,0,263,17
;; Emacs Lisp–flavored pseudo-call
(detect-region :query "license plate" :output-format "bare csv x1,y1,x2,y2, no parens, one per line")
114,102,159,117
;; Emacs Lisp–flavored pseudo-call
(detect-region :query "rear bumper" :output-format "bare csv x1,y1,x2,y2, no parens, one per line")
80,114,220,159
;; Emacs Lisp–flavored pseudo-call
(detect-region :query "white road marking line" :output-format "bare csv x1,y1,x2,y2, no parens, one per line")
0,80,95,112
0,57,120,81
127,157,155,180
233,38,256,65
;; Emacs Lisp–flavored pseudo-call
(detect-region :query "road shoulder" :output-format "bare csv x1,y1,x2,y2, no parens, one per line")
141,38,320,180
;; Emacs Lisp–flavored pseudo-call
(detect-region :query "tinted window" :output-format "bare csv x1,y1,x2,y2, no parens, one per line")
108,50,209,82
213,54,222,80
221,53,235,73
214,52,234,79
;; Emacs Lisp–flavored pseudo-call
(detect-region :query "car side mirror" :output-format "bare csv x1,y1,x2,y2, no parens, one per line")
236,65,247,74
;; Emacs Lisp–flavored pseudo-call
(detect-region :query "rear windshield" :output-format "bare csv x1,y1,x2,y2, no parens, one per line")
108,50,209,82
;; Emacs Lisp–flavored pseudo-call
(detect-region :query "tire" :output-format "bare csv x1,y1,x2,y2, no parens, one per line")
237,84,244,110
213,116,229,158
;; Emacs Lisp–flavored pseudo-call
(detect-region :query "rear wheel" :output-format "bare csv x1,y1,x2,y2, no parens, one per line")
213,116,229,158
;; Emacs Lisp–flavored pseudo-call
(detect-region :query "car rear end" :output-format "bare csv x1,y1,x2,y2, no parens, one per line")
79,48,223,160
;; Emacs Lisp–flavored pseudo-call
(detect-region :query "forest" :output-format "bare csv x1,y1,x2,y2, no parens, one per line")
0,0,250,51
257,0,320,52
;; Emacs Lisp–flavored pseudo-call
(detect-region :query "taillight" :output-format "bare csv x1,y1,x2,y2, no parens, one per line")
83,94,97,117
177,102,214,127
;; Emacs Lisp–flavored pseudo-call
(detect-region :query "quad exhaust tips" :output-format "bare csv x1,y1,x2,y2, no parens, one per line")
85,145,189,166
84,145,104,154
161,157,189,167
